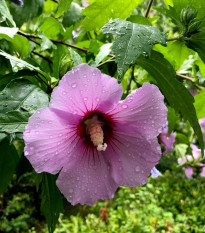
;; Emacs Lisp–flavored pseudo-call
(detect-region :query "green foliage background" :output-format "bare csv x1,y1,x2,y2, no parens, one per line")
0,0,205,232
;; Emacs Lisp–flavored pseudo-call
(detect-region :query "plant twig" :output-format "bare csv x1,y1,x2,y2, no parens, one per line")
97,56,115,68
32,51,53,64
145,0,154,18
176,72,204,90
18,30,88,53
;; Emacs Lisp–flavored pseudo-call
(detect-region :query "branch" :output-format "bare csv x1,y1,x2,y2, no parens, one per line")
145,0,154,18
18,30,88,53
176,72,204,90
32,51,53,64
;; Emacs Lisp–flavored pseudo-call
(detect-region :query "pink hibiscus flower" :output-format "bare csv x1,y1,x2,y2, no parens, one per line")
23,64,167,205
159,126,175,155
178,144,205,179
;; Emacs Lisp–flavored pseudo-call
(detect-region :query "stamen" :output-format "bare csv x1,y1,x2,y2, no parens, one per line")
89,122,107,151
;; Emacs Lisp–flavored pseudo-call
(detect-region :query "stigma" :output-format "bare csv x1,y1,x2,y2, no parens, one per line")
85,116,108,151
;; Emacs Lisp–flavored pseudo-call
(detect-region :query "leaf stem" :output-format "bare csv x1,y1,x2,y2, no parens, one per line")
32,51,53,64
176,72,204,90
145,0,154,18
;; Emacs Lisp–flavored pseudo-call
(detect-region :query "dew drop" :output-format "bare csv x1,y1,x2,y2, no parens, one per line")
24,151,29,156
71,83,77,88
135,166,140,172
63,91,67,95
96,98,100,102
83,97,88,101
83,74,87,78
122,104,128,109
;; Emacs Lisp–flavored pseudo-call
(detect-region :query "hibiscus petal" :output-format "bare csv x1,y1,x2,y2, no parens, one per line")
50,64,123,115
200,166,205,177
108,83,167,139
23,108,81,174
56,142,119,205
108,130,162,187
185,166,194,179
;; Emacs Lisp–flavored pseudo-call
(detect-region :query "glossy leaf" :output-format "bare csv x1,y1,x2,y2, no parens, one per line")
55,0,72,18
0,111,30,134
137,51,204,153
0,139,19,195
81,0,143,31
95,43,112,66
0,79,49,114
0,0,16,27
102,19,166,79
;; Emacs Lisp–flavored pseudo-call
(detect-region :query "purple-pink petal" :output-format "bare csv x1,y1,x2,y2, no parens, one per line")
159,127,175,154
108,83,167,139
50,64,123,115
185,166,194,179
23,108,81,174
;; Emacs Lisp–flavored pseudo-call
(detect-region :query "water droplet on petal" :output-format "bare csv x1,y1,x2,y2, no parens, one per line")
71,83,77,88
63,91,67,95
25,151,29,156
122,104,128,109
83,97,88,101
96,98,100,102
135,166,140,172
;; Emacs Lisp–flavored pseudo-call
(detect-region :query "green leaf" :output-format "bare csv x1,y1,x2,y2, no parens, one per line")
136,51,204,154
39,17,64,39
94,43,112,66
163,0,173,7
0,27,18,39
154,41,193,70
0,111,30,134
69,48,83,66
175,143,188,158
39,33,57,52
0,139,19,195
81,0,143,31
127,15,152,26
0,0,16,27
186,32,205,63
41,173,63,233
0,50,50,81
62,2,83,27
0,79,49,114
10,35,31,58
194,89,205,119
55,0,72,18
102,19,166,79
10,0,44,27
0,133,7,142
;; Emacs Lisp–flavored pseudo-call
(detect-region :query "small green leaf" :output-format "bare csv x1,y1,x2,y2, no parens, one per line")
0,79,49,114
194,89,205,119
69,48,83,66
94,43,112,66
39,33,57,52
102,19,166,79
0,139,19,195
0,0,16,27
81,0,143,31
175,143,188,158
41,173,63,233
40,17,64,39
0,27,18,39
137,51,204,154
55,0,72,18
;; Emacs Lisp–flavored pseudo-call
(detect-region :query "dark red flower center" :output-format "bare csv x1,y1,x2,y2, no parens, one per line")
77,110,114,148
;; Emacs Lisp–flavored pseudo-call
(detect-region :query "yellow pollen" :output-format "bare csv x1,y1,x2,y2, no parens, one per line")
89,123,107,151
